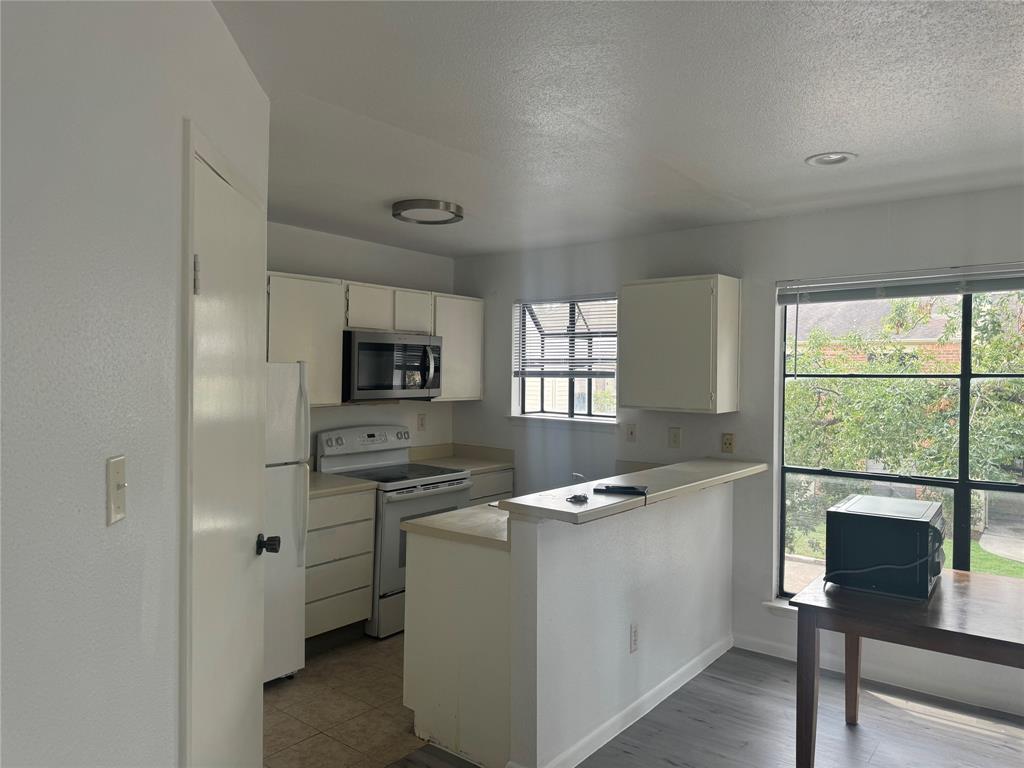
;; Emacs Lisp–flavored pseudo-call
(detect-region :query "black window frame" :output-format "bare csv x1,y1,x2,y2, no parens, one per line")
515,299,617,420
778,292,1024,598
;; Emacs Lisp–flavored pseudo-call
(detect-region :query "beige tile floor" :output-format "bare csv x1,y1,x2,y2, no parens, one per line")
264,634,424,768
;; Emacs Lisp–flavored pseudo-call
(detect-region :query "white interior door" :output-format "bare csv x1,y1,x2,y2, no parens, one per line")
187,142,267,766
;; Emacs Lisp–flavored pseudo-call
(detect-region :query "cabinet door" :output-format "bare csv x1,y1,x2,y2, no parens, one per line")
346,282,395,330
394,289,434,333
268,275,345,407
434,294,484,400
618,278,714,411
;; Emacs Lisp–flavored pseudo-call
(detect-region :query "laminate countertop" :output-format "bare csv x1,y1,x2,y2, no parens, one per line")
498,458,768,524
308,470,378,499
400,503,510,551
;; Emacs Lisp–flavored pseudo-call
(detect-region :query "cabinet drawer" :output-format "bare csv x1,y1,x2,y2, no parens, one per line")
306,520,374,566
306,553,374,603
308,491,375,531
470,469,514,500
305,587,372,638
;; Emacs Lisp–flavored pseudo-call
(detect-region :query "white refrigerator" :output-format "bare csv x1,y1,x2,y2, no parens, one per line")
263,362,310,683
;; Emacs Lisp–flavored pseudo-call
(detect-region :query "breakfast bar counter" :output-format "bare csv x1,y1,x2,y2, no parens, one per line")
498,458,768,523
403,457,767,768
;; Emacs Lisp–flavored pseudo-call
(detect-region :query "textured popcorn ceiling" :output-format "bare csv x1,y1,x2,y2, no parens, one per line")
216,1,1024,257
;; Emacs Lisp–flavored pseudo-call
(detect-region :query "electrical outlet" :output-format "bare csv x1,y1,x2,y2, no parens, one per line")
629,623,639,654
417,413,427,432
721,432,735,454
625,424,637,443
668,426,681,449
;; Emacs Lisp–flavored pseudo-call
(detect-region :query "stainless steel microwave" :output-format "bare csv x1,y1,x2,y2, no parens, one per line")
342,331,442,401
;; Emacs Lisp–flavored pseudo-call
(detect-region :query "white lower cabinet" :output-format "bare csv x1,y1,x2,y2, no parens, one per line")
469,469,514,502
304,490,376,637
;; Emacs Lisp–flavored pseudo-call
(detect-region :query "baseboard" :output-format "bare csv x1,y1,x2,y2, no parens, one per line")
732,632,796,662
539,635,734,768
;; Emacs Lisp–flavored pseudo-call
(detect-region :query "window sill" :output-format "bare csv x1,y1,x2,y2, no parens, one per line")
762,598,798,618
506,414,619,432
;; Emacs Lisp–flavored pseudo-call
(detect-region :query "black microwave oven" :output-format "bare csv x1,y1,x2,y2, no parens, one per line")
343,331,442,402
825,494,945,601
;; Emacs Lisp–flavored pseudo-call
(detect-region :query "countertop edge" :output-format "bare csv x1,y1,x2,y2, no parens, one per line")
501,459,768,524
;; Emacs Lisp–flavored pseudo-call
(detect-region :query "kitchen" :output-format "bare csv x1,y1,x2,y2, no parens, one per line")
3,4,1023,768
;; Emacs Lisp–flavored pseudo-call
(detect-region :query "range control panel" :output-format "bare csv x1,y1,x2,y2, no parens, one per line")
317,425,411,457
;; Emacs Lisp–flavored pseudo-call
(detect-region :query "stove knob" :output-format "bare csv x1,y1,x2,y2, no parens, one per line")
326,437,334,447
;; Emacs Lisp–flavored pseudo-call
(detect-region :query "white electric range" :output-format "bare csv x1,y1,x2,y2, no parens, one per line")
317,425,472,637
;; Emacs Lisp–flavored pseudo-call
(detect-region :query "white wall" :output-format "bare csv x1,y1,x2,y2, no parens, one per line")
268,221,458,447
454,185,1024,715
1,2,269,764
269,220,454,291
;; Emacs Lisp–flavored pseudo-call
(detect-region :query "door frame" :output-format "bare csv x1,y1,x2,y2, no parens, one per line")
180,120,266,766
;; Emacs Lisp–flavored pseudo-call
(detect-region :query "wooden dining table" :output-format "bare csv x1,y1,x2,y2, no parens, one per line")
789,570,1024,768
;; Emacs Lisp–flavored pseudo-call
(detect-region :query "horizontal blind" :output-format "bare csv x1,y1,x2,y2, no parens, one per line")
778,265,1024,305
513,297,618,378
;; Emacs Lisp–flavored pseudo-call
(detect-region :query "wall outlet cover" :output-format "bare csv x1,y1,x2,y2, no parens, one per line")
721,432,735,454
629,622,639,654
668,426,682,449
625,424,637,443
417,413,427,432
106,455,127,526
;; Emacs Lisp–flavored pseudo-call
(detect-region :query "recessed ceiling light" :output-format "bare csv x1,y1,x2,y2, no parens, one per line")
805,151,857,167
392,199,464,225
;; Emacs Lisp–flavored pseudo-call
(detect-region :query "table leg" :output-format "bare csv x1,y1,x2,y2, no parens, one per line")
845,633,861,726
796,608,819,768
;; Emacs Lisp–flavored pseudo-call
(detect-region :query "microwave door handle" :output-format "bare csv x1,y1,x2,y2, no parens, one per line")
425,346,436,389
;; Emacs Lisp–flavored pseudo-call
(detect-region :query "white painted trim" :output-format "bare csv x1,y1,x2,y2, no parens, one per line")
190,127,265,213
762,598,798,618
733,632,797,663
505,414,618,432
267,270,342,284
538,636,734,768
179,118,198,768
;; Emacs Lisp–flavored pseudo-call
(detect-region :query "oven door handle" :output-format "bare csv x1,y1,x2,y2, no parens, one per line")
382,480,472,503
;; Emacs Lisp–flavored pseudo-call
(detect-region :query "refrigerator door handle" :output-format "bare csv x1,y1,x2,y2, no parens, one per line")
297,465,309,567
297,361,310,462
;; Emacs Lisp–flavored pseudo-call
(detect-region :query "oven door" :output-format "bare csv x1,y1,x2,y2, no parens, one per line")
345,331,442,401
376,481,472,597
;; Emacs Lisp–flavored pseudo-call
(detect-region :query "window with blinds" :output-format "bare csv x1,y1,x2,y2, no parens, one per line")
512,297,618,418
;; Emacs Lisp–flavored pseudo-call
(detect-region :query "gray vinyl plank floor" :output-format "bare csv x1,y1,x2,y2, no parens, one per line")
392,649,1023,768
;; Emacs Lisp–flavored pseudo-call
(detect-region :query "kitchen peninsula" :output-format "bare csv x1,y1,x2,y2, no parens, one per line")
402,458,767,768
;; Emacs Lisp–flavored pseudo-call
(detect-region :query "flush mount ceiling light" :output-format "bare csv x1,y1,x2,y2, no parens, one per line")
804,151,858,167
392,199,464,225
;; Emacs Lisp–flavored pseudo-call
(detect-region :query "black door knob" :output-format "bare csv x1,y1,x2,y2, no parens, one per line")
256,533,281,555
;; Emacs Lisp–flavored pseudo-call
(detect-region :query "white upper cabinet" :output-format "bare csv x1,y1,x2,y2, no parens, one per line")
433,293,484,401
345,281,395,330
394,289,434,333
618,274,740,413
267,274,346,407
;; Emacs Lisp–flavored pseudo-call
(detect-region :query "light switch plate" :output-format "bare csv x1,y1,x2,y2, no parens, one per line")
416,413,427,432
106,455,126,526
625,424,637,443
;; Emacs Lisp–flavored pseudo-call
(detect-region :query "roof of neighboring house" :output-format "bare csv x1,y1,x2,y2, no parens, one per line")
785,298,957,342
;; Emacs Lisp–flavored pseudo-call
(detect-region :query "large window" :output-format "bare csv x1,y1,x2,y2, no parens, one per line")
513,297,617,419
779,283,1024,596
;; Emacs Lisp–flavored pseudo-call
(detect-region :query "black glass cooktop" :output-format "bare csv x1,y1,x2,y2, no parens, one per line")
341,463,459,484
